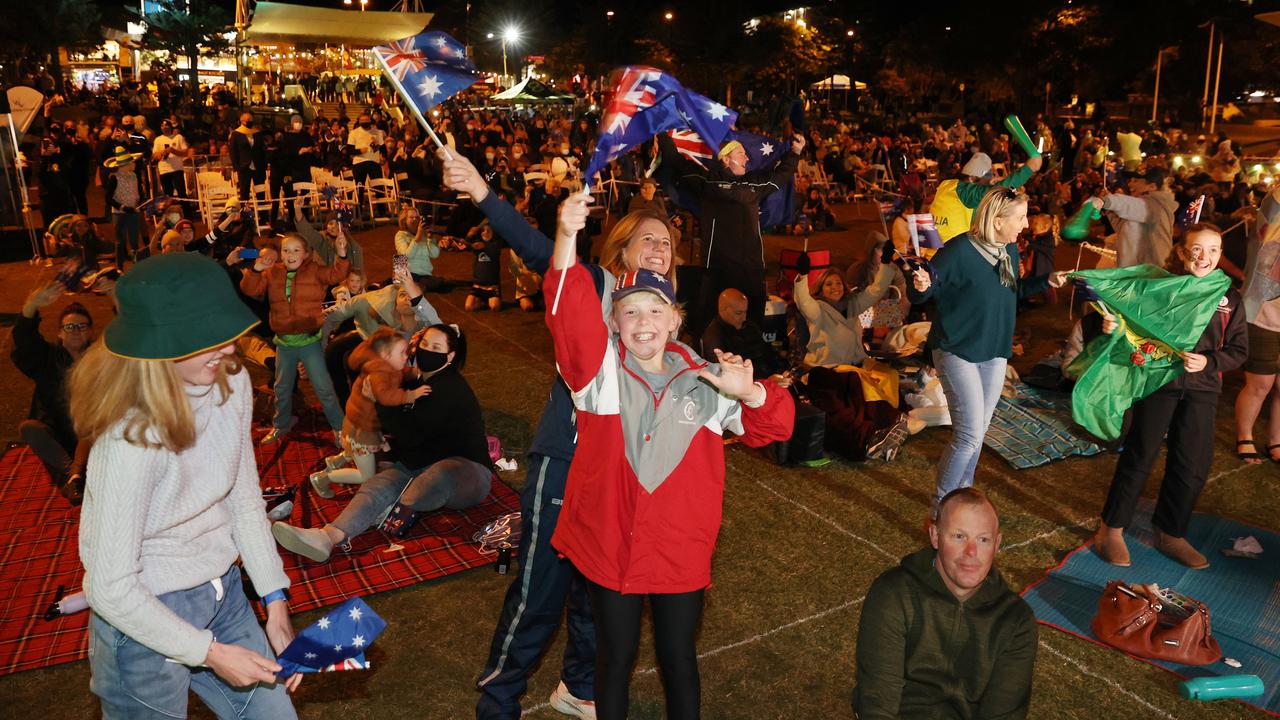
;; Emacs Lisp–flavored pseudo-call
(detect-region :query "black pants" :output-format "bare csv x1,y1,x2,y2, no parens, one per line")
159,171,187,201
1101,387,1217,538
237,169,265,200
19,419,89,485
588,581,704,720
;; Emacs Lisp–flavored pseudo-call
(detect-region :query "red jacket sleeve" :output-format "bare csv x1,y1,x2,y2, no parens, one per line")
735,380,796,447
543,264,609,393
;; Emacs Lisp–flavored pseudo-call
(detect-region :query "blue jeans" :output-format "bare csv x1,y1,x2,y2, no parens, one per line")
87,565,296,720
273,338,344,432
330,457,493,539
932,349,1007,505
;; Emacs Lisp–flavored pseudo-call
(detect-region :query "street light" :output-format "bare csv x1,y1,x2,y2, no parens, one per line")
664,12,673,21
496,25,521,85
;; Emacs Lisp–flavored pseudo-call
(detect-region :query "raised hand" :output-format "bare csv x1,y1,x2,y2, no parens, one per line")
698,349,762,402
439,149,489,202
912,267,931,292
25,282,65,313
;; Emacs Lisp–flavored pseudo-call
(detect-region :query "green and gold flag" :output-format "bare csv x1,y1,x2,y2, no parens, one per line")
1067,265,1230,440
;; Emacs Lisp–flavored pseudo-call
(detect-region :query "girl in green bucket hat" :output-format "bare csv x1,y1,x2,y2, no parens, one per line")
68,253,303,718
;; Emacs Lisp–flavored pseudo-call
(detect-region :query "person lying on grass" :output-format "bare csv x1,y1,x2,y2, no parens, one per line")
543,192,795,720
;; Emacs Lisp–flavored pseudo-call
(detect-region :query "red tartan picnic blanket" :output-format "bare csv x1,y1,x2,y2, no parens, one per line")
0,433,519,677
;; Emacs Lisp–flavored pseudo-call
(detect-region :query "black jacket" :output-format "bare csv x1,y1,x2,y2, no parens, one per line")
375,366,491,471
657,132,799,272
11,312,77,450
229,128,266,174
1168,287,1247,393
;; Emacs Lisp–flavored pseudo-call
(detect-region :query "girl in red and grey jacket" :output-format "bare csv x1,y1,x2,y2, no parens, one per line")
545,194,794,720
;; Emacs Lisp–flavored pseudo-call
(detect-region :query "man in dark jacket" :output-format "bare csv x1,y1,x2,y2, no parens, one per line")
229,112,267,200
658,131,804,336
854,488,1037,720
12,283,95,504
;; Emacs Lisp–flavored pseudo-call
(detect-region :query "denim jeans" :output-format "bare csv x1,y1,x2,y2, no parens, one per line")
932,349,1007,505
87,565,296,720
330,457,492,539
273,338,344,432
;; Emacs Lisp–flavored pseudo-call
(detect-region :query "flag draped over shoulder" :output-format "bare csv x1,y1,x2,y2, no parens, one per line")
659,128,796,228
1067,265,1231,440
372,31,479,114
584,66,737,186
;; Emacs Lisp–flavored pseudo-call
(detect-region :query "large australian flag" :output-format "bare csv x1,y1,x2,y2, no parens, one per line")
660,128,797,229
372,31,479,113
584,67,737,186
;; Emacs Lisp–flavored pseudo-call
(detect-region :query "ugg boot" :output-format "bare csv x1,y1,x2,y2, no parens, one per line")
1154,529,1209,570
1093,522,1131,567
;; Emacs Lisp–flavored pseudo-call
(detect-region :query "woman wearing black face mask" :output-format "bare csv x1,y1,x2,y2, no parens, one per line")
270,324,494,562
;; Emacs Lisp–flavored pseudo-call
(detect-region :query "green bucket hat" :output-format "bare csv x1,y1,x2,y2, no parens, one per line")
104,253,260,360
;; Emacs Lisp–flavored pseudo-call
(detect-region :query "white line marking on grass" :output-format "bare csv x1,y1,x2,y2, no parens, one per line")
521,596,868,716
1207,463,1251,485
1037,640,1177,720
1002,519,1092,551
749,474,896,561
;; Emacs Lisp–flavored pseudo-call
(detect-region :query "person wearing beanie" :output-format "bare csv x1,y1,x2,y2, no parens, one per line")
655,130,806,337
69,253,302,718
930,147,1043,243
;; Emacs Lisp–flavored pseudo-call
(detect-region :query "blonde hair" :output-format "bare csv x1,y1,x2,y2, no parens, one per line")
971,186,1027,246
598,210,680,289
68,340,242,452
397,205,420,231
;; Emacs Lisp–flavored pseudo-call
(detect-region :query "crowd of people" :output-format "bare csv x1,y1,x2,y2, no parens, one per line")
10,67,1280,720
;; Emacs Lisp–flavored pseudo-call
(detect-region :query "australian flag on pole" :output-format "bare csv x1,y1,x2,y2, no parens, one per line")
276,597,387,677
584,67,737,186
372,31,479,112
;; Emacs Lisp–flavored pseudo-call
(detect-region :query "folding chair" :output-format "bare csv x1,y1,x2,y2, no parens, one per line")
366,177,399,223
292,182,320,222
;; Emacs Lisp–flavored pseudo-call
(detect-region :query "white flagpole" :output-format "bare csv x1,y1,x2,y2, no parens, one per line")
371,49,454,161
550,182,592,316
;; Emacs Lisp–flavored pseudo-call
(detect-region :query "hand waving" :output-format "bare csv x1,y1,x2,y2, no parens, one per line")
698,349,761,402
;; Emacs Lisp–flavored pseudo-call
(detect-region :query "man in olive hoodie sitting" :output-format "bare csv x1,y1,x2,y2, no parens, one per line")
853,488,1037,719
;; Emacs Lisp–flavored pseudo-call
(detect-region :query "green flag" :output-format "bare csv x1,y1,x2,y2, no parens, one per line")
1067,264,1230,440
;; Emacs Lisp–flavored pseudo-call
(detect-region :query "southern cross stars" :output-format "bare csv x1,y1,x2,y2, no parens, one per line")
759,142,775,156
352,634,367,648
317,616,331,630
349,606,364,622
705,100,729,122
417,74,443,99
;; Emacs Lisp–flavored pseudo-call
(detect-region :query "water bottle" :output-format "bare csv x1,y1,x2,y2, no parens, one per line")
1178,675,1264,701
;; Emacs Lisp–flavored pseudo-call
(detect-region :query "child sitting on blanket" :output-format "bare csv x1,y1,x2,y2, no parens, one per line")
310,327,429,498
544,193,795,719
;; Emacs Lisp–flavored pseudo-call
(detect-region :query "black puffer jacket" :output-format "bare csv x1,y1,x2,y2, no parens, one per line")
1168,287,1247,393
375,365,491,471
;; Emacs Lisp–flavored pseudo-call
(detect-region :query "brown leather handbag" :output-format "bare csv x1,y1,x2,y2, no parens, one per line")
1090,581,1222,665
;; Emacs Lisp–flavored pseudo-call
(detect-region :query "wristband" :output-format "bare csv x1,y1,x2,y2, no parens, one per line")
261,589,287,608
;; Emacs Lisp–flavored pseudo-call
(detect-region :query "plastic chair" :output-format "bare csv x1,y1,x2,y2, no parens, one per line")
365,177,399,223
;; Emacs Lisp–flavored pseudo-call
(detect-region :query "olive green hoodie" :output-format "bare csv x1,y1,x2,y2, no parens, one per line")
853,547,1037,719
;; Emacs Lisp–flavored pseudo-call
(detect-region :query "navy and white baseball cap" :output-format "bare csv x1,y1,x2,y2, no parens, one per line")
612,269,676,305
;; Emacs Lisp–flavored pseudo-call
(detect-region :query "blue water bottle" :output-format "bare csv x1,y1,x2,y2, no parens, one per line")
1178,675,1264,701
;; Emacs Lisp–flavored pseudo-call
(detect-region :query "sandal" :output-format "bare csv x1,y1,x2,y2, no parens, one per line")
1268,444,1280,464
1237,439,1263,463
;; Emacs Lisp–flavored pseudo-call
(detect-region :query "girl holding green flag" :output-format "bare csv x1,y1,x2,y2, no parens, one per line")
1093,223,1247,569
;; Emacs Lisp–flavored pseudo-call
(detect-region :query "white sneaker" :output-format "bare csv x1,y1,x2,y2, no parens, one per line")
271,522,334,562
548,681,596,719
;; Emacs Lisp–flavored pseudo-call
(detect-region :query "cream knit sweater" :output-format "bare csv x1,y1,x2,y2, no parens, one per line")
79,368,290,666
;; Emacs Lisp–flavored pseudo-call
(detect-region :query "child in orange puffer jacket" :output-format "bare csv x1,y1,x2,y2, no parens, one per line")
310,327,428,497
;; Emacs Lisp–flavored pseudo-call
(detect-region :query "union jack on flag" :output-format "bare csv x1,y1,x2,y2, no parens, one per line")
372,31,478,112
1179,194,1206,228
584,67,737,185
667,129,714,166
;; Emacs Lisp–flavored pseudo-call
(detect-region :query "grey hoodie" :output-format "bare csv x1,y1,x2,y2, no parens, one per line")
1102,189,1178,268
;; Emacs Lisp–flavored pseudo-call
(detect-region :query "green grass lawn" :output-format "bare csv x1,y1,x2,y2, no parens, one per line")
0,206,1274,719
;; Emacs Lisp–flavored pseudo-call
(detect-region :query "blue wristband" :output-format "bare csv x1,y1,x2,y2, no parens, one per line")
261,589,287,607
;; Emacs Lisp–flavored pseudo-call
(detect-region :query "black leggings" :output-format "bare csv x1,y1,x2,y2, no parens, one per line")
588,581,704,720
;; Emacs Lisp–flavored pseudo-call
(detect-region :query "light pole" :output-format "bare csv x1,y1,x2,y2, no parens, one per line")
488,26,521,86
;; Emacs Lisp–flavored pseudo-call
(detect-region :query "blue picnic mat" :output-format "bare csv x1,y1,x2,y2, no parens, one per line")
984,383,1104,469
1023,505,1280,714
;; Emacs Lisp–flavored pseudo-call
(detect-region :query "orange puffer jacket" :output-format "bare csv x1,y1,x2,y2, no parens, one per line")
240,255,350,335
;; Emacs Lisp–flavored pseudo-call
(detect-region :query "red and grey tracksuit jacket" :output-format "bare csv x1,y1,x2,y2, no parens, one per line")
544,264,795,595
